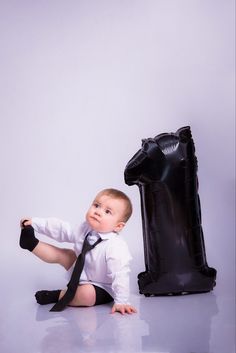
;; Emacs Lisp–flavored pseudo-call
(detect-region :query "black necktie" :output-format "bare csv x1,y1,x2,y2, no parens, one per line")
50,232,102,312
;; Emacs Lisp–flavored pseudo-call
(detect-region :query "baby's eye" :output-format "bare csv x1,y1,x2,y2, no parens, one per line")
94,203,99,208
105,209,112,215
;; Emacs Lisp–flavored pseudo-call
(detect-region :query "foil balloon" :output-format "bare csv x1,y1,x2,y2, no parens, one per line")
124,126,216,296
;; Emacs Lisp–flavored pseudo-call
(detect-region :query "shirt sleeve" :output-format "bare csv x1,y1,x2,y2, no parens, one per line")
31,217,76,243
106,239,132,305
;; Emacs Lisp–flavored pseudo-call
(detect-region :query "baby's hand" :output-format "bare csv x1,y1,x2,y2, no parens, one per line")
20,218,32,228
111,303,137,315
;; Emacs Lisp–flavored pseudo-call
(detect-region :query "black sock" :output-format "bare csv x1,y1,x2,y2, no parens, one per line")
19,225,39,252
35,290,61,305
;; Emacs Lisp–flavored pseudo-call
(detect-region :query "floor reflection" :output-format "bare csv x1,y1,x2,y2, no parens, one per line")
1,283,234,353
36,302,148,353
139,292,218,353
36,305,108,353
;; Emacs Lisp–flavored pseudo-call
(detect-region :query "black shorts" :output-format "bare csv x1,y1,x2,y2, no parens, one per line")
93,285,114,305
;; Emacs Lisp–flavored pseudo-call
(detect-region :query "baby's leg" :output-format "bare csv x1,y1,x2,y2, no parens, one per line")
36,284,96,306
20,225,76,270
60,284,96,307
32,242,77,270
33,244,77,305
36,282,113,308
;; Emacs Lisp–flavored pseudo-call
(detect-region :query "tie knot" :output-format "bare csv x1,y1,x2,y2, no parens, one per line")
82,232,102,253
87,231,100,245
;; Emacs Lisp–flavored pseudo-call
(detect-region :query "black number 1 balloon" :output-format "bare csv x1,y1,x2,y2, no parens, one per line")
124,126,217,296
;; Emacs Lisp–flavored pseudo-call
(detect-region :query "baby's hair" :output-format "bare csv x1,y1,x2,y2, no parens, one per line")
97,188,133,222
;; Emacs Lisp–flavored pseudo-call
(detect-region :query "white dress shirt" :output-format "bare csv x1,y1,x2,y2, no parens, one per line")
31,217,132,304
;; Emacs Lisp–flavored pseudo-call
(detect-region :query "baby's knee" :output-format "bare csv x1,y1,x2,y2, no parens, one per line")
74,285,96,307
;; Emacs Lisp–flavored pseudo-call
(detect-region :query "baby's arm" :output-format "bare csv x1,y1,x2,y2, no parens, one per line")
106,241,137,315
22,217,75,243
110,270,137,315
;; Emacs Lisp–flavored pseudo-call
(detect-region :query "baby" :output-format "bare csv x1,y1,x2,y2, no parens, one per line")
20,188,137,315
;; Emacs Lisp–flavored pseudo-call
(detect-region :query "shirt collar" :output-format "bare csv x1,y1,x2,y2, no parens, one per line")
98,231,117,240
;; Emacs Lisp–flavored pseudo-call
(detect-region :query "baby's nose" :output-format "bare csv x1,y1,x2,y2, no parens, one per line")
95,209,101,216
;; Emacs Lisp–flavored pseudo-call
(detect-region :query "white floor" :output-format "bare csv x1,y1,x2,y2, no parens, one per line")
0,257,235,353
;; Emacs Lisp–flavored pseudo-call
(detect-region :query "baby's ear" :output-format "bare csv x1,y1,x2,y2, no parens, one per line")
114,222,126,233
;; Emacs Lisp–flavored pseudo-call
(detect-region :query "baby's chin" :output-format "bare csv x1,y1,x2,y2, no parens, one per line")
88,221,114,233
86,217,105,233
86,214,117,233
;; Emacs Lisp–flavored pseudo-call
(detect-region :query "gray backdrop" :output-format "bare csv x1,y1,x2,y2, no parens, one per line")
0,0,235,298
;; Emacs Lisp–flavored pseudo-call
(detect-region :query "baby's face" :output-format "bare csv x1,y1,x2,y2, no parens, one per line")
86,194,126,233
